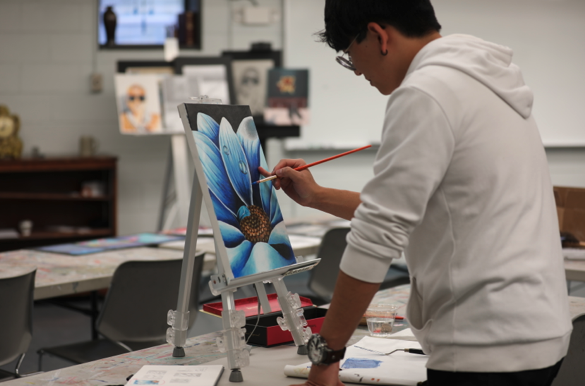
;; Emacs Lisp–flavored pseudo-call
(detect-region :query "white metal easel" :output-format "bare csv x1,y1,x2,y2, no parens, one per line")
165,97,318,382
157,133,191,231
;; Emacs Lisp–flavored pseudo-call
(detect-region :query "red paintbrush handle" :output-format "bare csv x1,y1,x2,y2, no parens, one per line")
294,145,372,171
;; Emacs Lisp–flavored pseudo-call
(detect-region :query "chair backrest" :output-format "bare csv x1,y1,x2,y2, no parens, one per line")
551,314,585,385
97,252,205,343
0,269,35,366
308,227,351,304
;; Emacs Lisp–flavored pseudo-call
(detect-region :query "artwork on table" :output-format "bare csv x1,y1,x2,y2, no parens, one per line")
264,69,310,126
37,233,184,256
231,59,274,116
114,74,163,135
185,104,296,278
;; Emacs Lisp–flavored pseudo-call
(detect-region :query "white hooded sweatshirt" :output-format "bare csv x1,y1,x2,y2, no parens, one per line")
340,35,572,372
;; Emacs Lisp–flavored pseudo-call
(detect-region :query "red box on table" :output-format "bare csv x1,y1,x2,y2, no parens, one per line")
203,293,327,346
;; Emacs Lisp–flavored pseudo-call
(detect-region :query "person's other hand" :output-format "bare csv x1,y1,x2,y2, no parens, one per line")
258,158,321,208
289,362,344,386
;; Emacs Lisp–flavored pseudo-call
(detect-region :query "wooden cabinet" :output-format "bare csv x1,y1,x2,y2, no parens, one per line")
0,157,117,252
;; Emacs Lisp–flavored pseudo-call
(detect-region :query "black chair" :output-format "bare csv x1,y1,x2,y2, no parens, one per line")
552,314,585,386
37,254,205,369
305,227,410,305
0,268,36,381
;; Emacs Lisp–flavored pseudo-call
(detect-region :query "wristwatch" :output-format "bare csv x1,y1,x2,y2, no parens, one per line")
307,334,346,366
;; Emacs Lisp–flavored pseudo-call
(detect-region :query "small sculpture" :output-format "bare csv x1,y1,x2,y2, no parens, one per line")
0,105,23,159
103,6,117,47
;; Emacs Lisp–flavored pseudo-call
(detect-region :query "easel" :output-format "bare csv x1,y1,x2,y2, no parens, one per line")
157,134,191,231
166,98,314,382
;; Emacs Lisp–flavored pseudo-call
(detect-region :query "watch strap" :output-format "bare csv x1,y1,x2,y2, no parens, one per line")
322,346,346,364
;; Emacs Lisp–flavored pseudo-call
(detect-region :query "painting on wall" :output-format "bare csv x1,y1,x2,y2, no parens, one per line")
186,104,296,278
114,74,163,135
264,68,310,126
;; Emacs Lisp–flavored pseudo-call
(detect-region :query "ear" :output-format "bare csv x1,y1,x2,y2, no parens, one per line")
366,22,390,53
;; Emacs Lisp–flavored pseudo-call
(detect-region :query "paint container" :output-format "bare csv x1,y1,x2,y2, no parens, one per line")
364,304,397,338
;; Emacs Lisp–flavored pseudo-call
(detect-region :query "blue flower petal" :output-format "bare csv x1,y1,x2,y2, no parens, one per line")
218,221,246,248
197,113,220,147
227,240,254,277
237,206,251,221
269,188,284,226
219,118,253,207
193,131,242,218
268,222,291,246
210,189,239,229
267,222,295,261
237,117,261,185
259,148,273,216
241,242,293,276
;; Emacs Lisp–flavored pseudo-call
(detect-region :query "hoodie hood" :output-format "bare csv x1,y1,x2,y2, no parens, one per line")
406,34,533,119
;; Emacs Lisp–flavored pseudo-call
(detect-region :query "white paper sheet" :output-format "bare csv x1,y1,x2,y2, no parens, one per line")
284,336,427,385
126,365,224,385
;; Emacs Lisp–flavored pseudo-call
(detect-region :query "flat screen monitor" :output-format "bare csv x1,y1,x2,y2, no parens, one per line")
98,0,187,47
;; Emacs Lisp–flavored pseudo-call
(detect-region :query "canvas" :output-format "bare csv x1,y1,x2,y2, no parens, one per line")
182,104,296,279
115,74,163,135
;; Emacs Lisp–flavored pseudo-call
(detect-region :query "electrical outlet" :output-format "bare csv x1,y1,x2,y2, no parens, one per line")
90,73,103,93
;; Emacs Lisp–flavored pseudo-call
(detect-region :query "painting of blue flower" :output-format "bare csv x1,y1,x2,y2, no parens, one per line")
193,112,296,278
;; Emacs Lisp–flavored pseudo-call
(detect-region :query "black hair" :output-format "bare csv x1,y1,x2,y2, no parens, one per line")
318,0,442,52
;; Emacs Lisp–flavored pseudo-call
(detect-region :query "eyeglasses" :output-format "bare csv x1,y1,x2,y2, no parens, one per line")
128,95,145,102
335,34,359,71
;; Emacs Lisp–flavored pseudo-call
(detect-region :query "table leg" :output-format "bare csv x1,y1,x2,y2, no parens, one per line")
91,291,99,340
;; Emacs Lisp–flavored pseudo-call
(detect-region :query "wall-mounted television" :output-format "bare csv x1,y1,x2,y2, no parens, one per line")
98,0,201,49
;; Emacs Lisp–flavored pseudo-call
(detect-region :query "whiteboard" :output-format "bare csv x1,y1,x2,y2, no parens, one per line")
284,0,585,148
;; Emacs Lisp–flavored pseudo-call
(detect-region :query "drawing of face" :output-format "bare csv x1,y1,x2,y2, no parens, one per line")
126,85,146,115
239,67,260,98
193,113,295,278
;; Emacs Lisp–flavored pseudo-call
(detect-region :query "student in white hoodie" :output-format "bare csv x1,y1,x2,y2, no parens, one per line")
259,1,572,385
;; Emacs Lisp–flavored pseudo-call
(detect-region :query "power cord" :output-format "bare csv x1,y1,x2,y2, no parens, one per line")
245,285,262,344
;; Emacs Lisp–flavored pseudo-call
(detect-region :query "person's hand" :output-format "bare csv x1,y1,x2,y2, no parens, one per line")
290,362,344,386
258,158,321,208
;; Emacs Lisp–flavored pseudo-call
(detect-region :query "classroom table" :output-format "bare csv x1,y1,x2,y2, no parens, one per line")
564,259,585,282
0,237,323,340
0,247,185,301
4,285,585,386
0,234,323,301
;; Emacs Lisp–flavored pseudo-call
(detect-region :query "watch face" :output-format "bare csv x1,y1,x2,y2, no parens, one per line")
0,117,14,138
307,334,325,364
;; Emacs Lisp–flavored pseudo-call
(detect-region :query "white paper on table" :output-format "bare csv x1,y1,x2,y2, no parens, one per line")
126,364,224,385
563,248,585,260
284,336,427,385
386,327,418,341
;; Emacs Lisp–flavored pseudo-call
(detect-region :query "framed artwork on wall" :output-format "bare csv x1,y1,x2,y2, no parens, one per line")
221,49,282,117
114,74,165,135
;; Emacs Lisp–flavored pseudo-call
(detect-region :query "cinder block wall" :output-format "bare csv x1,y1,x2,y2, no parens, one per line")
1,0,584,234
0,0,284,234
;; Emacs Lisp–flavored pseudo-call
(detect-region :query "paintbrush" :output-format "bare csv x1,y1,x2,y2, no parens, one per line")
253,144,372,185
